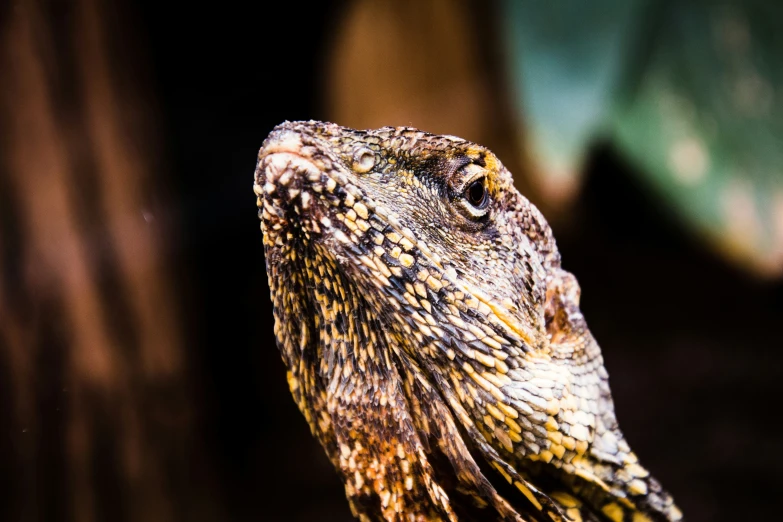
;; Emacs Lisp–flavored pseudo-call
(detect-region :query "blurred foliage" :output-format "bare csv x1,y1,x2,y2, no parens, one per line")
503,0,783,276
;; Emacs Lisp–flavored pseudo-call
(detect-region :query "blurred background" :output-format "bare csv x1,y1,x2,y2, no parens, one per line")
1,1,781,521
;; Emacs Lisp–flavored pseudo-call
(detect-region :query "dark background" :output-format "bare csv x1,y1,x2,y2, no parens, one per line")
2,2,782,521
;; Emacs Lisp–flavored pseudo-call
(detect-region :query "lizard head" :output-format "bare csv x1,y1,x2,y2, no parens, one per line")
255,121,682,522
256,120,550,346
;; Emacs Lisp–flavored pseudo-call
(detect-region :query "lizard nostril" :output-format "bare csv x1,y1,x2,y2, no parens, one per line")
352,147,376,173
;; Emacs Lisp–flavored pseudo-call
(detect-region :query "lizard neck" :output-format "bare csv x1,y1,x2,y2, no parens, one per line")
305,247,456,521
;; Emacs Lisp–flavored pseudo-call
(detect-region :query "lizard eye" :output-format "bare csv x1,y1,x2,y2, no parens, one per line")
465,178,488,209
450,161,491,222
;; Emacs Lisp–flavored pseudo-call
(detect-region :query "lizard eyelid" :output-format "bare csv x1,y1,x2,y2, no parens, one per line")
455,163,491,219
456,163,487,191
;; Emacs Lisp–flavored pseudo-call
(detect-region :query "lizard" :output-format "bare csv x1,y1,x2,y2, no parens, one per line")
254,120,683,522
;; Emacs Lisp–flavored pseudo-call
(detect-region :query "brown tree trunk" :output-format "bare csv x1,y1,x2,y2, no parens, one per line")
0,1,206,520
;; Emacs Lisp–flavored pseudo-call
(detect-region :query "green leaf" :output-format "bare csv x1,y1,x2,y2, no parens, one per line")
612,2,783,275
501,0,647,202
502,0,783,274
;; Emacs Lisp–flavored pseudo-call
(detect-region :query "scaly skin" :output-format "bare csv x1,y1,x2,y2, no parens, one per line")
254,121,683,522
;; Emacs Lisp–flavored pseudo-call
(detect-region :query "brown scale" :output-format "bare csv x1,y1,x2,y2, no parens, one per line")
255,121,683,522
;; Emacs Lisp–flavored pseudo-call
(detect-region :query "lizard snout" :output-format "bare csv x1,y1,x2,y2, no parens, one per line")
254,129,333,248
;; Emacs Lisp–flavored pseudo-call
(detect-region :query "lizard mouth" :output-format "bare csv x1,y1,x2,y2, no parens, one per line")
255,151,320,215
